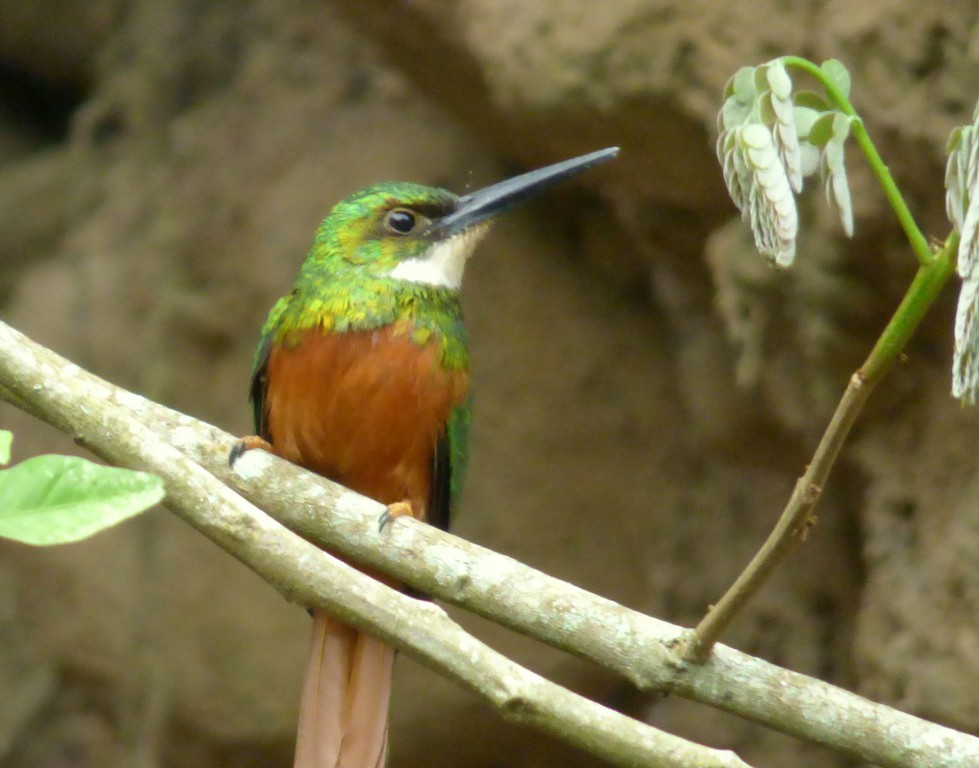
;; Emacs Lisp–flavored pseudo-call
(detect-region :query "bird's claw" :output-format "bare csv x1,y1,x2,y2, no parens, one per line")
378,500,415,533
229,435,273,467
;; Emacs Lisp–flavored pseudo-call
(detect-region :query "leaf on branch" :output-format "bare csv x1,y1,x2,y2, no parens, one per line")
819,114,855,237
953,278,979,404
820,59,851,99
963,197,979,278
945,127,967,230
946,105,979,276
0,455,164,545
947,101,979,403
718,130,752,212
793,90,829,112
0,430,10,465
764,61,803,193
807,112,837,147
792,107,823,177
717,61,801,266
718,67,758,136
726,66,757,103
715,57,863,266
737,124,798,266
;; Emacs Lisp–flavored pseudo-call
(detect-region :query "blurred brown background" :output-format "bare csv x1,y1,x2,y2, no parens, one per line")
1,2,978,767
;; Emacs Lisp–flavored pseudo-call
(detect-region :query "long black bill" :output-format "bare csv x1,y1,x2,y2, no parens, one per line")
437,146,619,236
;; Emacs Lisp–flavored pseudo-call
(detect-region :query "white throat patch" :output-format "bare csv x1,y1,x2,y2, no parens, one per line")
388,226,487,289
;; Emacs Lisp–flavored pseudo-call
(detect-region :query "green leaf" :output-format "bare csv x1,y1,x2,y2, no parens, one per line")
720,93,753,131
724,67,755,101
758,90,776,126
946,124,964,155
823,136,847,178
794,90,828,112
946,124,974,231
821,59,851,99
808,112,837,147
831,112,853,141
0,431,10,465
0,455,164,545
821,138,854,237
765,61,792,100
793,106,821,139
731,66,757,103
799,142,821,177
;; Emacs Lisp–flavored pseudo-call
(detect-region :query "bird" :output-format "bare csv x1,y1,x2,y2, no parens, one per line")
232,146,618,768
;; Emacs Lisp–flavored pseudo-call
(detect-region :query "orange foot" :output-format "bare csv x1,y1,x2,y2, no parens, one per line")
228,434,273,467
378,500,416,533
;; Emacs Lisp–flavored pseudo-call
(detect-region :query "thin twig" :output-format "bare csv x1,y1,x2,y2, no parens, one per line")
2,320,977,768
688,372,870,661
693,58,958,657
687,216,960,658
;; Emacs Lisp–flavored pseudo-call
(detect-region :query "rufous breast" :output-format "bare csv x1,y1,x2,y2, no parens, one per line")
264,325,468,520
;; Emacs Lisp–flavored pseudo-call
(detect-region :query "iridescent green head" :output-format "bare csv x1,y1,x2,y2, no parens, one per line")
308,182,479,290
302,146,620,291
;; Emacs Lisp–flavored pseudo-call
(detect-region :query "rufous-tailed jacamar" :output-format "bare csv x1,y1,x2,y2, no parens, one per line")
234,147,618,768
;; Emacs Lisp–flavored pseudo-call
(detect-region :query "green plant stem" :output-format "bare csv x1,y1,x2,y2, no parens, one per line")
688,57,954,662
863,232,959,381
781,56,934,266
688,233,957,662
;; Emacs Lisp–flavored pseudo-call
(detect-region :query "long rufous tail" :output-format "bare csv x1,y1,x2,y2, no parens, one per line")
293,611,395,768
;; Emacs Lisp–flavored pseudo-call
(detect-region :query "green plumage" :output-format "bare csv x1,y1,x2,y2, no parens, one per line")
259,182,470,372
251,181,473,526
242,148,615,768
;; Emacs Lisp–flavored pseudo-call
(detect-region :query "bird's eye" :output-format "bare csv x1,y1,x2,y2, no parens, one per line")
384,208,418,235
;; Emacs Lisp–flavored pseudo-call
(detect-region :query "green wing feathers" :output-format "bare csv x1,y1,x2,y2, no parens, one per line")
249,339,271,438
447,399,471,509
429,399,470,532
250,293,293,438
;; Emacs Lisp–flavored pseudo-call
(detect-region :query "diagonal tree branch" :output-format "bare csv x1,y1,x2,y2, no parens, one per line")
0,319,748,768
2,318,978,767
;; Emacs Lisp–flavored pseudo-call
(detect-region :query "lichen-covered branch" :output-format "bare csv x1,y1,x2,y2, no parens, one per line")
2,318,978,768
0,319,747,768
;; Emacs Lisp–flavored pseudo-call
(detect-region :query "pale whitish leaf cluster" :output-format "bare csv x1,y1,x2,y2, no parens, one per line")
717,59,855,267
946,102,979,403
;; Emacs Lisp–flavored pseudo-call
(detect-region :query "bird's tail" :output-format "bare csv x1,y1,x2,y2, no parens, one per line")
293,611,394,768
